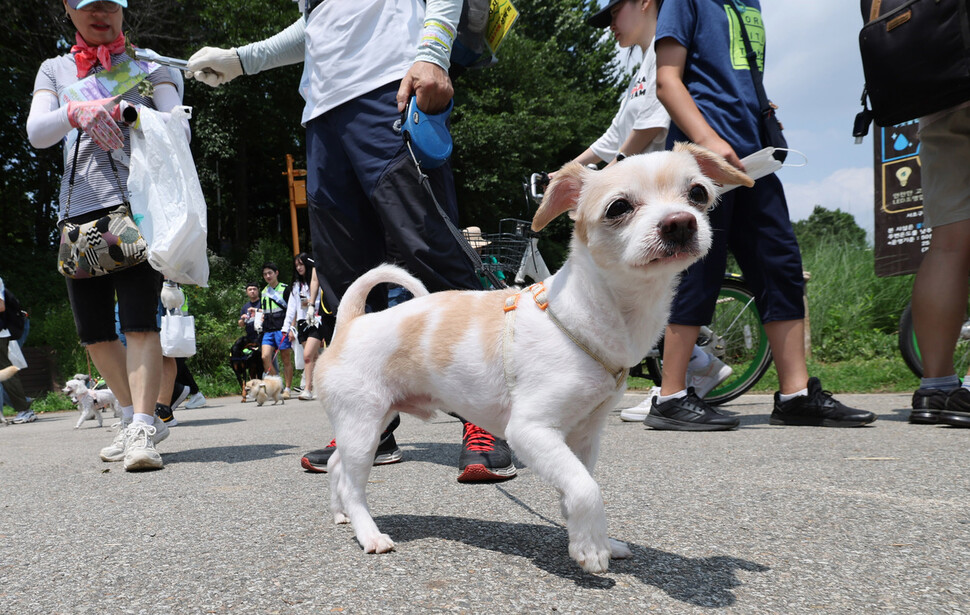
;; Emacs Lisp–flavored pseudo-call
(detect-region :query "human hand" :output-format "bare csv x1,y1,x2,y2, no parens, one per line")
696,134,744,171
66,97,124,151
396,61,453,113
185,47,243,87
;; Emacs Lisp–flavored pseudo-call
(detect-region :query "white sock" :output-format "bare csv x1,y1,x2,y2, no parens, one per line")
132,413,153,426
121,405,134,422
778,387,808,403
657,389,688,403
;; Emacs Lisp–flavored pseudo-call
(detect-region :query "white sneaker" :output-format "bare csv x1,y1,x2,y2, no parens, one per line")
101,417,169,462
123,423,163,471
620,387,660,422
184,392,207,409
298,389,315,401
12,410,36,423
171,383,190,409
687,356,733,398
100,421,131,462
282,388,291,400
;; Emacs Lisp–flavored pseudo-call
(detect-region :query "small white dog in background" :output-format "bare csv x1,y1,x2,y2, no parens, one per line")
315,144,753,573
245,376,284,406
63,377,120,429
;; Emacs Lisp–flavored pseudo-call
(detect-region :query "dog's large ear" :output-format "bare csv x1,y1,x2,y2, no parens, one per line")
532,162,589,232
674,142,755,188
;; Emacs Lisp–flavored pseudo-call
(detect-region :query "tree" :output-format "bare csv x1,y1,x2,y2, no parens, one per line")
793,205,868,255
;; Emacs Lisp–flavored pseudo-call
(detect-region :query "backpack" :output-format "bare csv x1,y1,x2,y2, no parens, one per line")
857,0,970,128
2,289,26,342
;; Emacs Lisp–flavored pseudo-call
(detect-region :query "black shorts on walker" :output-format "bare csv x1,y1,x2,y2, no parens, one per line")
65,259,162,346
296,319,325,344
669,173,805,326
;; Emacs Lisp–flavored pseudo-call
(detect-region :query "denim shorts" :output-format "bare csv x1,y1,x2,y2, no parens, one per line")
65,260,162,345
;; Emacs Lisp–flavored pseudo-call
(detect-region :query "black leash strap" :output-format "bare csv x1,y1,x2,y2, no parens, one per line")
403,134,507,290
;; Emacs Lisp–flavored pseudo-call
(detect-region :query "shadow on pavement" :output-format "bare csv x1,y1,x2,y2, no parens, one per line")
378,513,768,603
164,443,299,464
169,418,246,428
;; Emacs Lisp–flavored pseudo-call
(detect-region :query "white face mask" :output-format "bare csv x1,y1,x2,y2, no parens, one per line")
719,147,806,194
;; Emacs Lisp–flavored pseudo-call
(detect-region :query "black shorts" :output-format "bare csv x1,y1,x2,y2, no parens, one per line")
65,259,162,346
297,319,325,344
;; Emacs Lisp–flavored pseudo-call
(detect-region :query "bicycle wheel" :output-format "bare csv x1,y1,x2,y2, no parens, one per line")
898,300,970,379
640,275,773,405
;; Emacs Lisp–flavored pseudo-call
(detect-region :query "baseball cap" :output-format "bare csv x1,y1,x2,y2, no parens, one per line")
68,0,128,9
588,0,624,29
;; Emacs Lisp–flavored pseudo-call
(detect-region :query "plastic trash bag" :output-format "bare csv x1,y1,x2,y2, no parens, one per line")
129,105,209,286
160,313,196,358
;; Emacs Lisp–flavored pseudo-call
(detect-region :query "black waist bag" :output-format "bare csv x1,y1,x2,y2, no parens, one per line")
860,0,970,126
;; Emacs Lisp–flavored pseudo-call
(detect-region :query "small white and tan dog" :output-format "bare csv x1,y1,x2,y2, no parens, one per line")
315,144,752,573
245,376,284,406
63,377,120,429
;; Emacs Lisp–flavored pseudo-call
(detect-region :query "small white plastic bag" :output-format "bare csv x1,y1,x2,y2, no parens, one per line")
160,314,196,358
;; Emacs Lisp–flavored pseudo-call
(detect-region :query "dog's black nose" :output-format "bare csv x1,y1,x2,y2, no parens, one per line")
659,212,697,245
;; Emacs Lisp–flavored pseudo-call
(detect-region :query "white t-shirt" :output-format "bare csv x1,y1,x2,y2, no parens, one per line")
302,0,424,124
590,43,670,161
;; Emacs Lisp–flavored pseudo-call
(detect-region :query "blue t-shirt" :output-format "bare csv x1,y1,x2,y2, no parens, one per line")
656,0,767,158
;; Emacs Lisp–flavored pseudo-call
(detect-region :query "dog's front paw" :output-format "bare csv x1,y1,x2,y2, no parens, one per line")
609,538,632,559
334,512,350,525
569,541,611,574
362,533,395,554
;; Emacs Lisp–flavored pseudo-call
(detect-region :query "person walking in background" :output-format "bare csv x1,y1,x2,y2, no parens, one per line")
26,0,182,469
643,0,876,431
0,277,33,424
576,0,733,423
282,253,325,401
185,0,517,482
258,262,294,399
909,101,970,428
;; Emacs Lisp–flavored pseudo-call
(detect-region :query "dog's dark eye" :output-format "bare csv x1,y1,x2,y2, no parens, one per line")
688,185,708,205
605,199,634,219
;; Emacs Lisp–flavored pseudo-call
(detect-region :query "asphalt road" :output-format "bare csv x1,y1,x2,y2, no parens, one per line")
1,391,968,614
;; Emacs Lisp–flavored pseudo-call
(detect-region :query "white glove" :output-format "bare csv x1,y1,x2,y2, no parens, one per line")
185,47,243,87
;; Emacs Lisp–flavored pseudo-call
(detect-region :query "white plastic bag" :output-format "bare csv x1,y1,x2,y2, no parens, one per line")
292,332,305,370
129,106,209,287
7,340,27,370
160,314,196,358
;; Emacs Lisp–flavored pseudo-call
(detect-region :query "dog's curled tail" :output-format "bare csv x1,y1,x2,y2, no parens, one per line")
335,264,430,332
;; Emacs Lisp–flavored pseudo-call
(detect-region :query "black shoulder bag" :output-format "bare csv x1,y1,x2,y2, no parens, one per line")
728,1,788,162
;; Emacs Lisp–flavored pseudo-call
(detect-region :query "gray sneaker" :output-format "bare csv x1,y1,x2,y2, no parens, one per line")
123,423,163,471
12,410,36,424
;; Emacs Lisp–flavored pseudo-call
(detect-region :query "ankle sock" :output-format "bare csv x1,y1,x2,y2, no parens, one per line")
778,387,808,403
120,405,134,422
920,375,961,391
132,413,153,426
657,389,688,403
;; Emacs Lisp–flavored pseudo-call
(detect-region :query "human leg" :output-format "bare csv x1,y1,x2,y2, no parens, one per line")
0,338,30,415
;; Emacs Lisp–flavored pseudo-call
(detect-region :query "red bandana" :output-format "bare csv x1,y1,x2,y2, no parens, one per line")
71,32,127,78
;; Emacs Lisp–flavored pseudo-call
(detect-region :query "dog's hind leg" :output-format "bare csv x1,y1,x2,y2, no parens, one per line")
506,415,612,573
327,410,394,554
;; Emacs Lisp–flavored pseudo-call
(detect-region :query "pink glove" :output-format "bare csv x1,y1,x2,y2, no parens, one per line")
66,97,124,151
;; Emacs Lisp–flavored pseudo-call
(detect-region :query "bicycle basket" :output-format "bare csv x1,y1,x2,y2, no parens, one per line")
463,218,532,274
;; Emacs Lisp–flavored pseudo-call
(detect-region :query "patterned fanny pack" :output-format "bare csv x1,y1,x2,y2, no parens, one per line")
57,136,148,279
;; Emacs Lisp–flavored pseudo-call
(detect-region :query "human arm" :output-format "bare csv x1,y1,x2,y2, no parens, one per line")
604,127,667,167
396,0,463,113
186,17,306,87
281,288,299,340
655,38,743,170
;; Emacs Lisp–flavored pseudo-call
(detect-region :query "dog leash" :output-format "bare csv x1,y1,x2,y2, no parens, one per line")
502,283,628,391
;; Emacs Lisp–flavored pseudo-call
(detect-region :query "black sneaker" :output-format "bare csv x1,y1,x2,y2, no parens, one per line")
643,388,740,431
910,388,948,424
155,403,178,427
457,421,517,483
939,387,970,428
300,415,403,473
770,377,876,427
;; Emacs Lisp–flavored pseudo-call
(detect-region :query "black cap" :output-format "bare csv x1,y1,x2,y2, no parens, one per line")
588,0,625,29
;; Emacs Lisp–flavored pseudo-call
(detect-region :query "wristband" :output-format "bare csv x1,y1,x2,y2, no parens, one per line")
615,152,627,162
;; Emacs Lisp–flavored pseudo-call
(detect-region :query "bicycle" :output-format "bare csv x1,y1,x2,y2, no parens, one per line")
898,299,970,378
629,273,773,405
